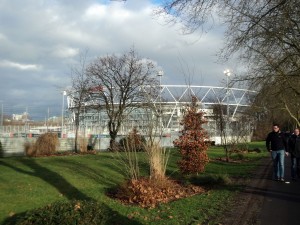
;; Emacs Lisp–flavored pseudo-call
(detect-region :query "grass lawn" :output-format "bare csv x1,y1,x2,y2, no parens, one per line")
0,141,267,224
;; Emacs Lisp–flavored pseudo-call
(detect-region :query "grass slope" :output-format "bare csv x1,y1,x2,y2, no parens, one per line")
0,142,267,224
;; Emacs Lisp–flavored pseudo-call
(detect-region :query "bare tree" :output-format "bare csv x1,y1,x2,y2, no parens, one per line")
212,103,254,161
68,53,91,153
211,103,230,161
252,76,300,129
86,48,159,150
157,0,300,129
222,1,300,126
154,0,218,34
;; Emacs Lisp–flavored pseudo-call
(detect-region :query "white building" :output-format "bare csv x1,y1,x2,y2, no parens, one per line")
12,112,30,122
65,85,256,145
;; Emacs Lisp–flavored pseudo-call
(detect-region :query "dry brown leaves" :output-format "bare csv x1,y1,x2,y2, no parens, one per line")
212,157,249,163
111,177,206,208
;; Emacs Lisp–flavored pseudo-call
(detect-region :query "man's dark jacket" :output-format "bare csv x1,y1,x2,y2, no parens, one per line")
288,134,300,157
266,131,287,152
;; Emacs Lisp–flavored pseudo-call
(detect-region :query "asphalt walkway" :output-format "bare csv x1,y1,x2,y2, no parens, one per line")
221,155,300,225
238,155,300,225
257,155,300,225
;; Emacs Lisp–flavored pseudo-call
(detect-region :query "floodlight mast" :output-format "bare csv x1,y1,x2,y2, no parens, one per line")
224,69,231,135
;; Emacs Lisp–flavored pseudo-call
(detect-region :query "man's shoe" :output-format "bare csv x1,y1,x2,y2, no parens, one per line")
280,178,285,182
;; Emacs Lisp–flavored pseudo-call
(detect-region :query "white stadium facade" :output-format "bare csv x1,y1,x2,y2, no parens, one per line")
65,85,256,145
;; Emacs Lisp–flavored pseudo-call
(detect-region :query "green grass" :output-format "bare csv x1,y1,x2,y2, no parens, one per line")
0,142,267,225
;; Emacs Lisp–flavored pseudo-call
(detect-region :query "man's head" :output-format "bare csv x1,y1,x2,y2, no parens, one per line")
294,128,300,136
273,124,280,132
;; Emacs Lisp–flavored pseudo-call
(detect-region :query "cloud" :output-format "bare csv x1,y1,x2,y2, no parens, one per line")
51,46,79,58
0,0,234,120
0,33,7,40
0,60,41,71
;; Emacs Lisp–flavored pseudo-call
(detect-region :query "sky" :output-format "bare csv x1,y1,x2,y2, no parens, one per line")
0,0,239,120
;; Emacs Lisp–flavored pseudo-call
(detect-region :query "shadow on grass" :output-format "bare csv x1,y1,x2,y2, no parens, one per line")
0,158,143,225
0,158,92,201
2,201,142,225
49,156,123,186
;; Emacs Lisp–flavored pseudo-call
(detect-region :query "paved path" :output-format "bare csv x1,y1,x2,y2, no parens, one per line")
257,156,300,225
221,156,300,225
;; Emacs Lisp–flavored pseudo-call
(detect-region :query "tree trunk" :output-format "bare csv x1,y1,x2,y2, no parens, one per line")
74,113,80,153
109,131,118,151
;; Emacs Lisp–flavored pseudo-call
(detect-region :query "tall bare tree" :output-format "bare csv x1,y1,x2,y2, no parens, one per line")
69,53,91,153
86,48,159,150
157,0,300,127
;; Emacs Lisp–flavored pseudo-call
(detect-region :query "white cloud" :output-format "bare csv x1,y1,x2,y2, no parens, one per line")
84,4,108,20
0,0,234,119
51,46,79,58
0,60,41,71
0,33,7,40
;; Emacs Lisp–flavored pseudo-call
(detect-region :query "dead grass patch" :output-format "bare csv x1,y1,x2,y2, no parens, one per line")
25,133,59,157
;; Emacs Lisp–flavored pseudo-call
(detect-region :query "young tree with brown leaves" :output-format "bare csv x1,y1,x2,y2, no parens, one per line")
174,96,209,174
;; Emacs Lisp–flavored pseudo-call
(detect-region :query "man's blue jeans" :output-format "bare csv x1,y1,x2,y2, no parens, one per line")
291,155,300,179
271,150,285,179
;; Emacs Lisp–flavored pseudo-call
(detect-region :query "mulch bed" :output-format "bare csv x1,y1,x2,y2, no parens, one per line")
109,177,206,208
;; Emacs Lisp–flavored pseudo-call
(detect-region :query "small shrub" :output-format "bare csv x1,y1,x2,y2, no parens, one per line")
116,128,146,180
24,142,36,157
25,133,59,157
13,200,113,225
119,128,146,152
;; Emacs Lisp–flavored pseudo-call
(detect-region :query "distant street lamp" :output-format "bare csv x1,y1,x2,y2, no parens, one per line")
224,69,231,133
157,70,164,135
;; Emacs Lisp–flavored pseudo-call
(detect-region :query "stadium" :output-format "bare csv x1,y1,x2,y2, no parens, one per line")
65,84,256,145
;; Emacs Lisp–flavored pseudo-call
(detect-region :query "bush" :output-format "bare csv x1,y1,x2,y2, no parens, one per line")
119,128,146,152
24,142,35,156
12,200,114,225
25,133,59,157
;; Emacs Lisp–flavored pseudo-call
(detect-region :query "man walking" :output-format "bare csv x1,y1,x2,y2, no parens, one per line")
288,128,300,180
266,124,288,181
